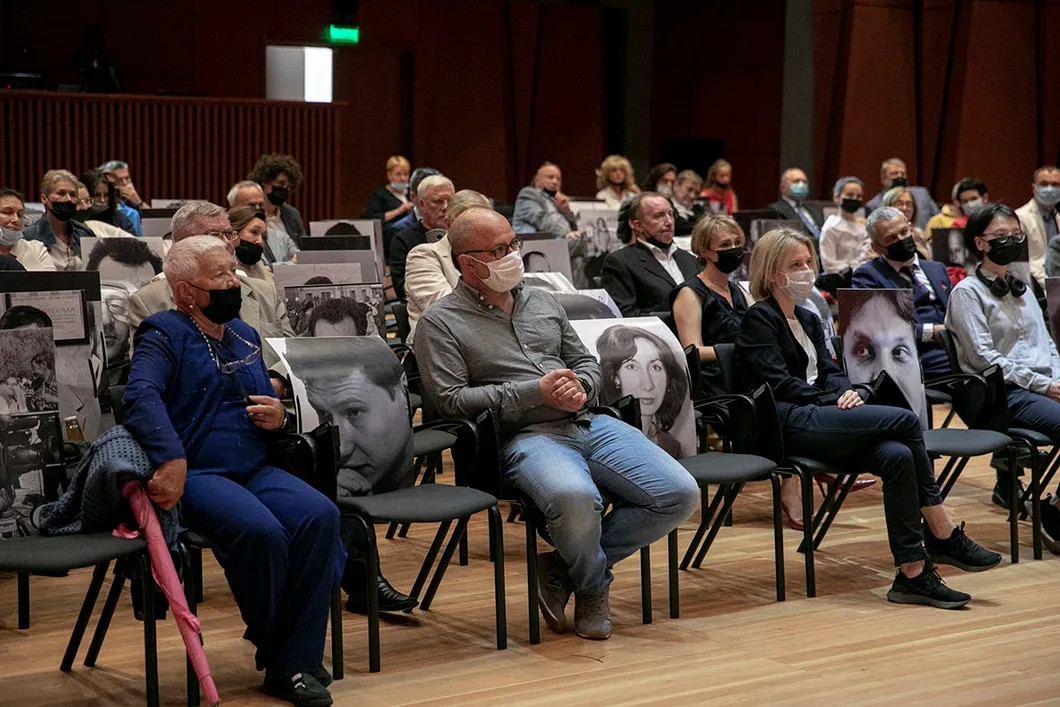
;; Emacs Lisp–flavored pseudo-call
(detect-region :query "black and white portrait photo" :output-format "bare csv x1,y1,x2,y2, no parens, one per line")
520,238,574,284
269,336,414,497
838,288,928,425
80,236,166,289
272,262,369,301
284,283,385,339
570,317,696,459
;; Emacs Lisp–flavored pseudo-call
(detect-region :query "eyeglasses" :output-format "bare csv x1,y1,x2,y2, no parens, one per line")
463,237,523,261
982,231,1026,242
220,345,261,375
205,228,240,242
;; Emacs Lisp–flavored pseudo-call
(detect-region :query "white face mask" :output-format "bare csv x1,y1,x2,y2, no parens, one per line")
960,198,983,216
470,250,525,292
778,269,816,301
657,183,674,198
0,227,22,247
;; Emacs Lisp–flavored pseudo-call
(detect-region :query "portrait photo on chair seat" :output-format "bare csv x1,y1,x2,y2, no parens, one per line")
271,336,414,497
838,288,928,424
569,317,696,459
80,236,166,289
283,283,385,339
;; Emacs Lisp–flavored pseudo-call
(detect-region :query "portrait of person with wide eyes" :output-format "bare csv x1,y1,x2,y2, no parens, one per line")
841,289,928,422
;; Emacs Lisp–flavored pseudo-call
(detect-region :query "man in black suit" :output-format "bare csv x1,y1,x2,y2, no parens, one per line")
766,167,825,239
601,192,699,318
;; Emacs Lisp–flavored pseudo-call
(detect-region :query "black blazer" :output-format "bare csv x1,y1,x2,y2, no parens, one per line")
361,186,404,223
765,199,825,231
734,297,850,406
279,203,306,246
601,242,700,317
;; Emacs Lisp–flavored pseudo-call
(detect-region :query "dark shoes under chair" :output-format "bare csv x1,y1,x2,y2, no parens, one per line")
536,550,612,640
263,670,333,707
344,575,418,615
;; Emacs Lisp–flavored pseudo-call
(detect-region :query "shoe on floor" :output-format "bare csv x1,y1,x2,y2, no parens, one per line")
310,667,333,688
1040,496,1060,555
345,575,418,614
263,671,333,707
991,478,1027,510
574,587,612,640
925,521,1002,572
537,551,573,633
886,563,971,610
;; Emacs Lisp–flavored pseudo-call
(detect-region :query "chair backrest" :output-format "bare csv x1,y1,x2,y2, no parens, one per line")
684,344,703,401
463,408,506,499
108,385,127,425
937,329,961,371
747,384,785,463
269,423,340,502
713,343,737,393
390,300,411,343
976,364,1011,432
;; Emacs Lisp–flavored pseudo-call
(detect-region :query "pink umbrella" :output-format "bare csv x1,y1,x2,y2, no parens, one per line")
119,481,221,706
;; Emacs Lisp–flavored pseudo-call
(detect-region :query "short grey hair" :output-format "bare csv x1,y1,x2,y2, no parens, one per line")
164,235,228,285
417,174,454,198
446,189,491,222
676,169,703,186
226,180,265,207
98,160,129,173
865,206,904,243
170,201,227,241
832,176,863,198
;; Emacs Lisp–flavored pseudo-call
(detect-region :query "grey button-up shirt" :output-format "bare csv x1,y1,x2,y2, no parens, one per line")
416,281,601,434
945,269,1060,394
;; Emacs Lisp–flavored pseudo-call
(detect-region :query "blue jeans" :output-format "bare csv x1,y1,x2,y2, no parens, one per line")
501,414,698,594
779,403,941,565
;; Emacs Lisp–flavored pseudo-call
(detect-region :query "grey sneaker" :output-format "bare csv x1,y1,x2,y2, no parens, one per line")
537,551,573,633
574,587,612,640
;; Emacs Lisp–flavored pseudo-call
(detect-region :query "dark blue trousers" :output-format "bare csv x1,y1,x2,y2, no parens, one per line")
1007,386,1060,441
181,465,346,674
779,403,942,565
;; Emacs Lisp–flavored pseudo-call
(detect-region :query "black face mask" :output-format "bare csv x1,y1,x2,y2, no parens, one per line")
267,187,288,206
712,247,744,274
542,187,558,198
192,284,242,324
984,236,1024,266
891,176,908,188
71,209,93,223
884,236,918,263
642,234,673,251
50,200,77,222
840,198,862,214
235,240,263,266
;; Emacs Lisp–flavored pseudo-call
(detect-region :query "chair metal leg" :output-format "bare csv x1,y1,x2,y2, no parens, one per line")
639,545,652,624
385,521,400,539
331,588,344,680
358,516,381,673
458,529,469,567
692,484,742,568
421,518,470,610
140,554,160,707
184,545,201,707
797,470,816,598
667,529,679,619
811,475,856,552
487,506,507,650
1009,446,1020,564
191,545,204,604
506,501,522,524
525,519,540,644
1030,444,1043,561
938,457,970,500
680,485,724,569
408,520,452,602
801,478,841,553
769,474,786,602
17,571,29,629
83,561,127,667
61,561,110,672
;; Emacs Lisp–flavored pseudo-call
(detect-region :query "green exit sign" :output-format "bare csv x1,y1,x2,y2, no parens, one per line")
327,25,360,44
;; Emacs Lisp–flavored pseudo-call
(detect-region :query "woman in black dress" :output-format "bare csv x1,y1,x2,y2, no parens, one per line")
671,214,749,398
361,155,414,228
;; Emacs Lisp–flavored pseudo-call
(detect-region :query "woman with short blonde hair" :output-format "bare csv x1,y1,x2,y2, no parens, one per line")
362,155,415,231
734,228,1000,608
594,154,639,209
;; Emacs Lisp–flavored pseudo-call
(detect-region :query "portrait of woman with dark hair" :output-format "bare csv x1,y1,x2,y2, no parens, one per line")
595,324,690,458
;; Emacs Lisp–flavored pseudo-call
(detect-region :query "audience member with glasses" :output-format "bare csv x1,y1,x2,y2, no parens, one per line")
122,235,345,706
126,200,295,375
946,203,1060,552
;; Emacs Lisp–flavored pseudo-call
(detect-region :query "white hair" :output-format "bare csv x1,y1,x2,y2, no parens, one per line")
417,174,454,198
170,201,227,241
98,160,129,173
865,206,904,243
164,235,228,285
226,180,265,207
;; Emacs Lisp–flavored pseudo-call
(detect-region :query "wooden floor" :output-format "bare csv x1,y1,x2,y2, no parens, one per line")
3,428,1060,706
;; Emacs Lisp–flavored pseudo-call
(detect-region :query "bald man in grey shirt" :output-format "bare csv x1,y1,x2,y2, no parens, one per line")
416,207,697,641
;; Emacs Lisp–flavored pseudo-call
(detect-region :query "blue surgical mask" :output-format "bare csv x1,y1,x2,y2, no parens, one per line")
788,181,809,201
0,227,22,247
1036,185,1060,207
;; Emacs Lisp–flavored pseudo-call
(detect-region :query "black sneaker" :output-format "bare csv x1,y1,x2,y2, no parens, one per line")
310,667,333,688
263,671,333,707
1040,496,1060,555
925,521,1002,572
887,563,971,609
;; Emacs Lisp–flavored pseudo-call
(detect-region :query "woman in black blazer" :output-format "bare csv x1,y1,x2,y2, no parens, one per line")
734,227,999,608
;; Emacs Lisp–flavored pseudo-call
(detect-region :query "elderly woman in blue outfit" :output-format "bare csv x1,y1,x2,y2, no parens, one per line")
122,235,344,707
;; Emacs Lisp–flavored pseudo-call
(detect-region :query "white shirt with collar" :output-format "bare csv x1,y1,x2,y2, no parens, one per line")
885,253,937,342
637,238,684,284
